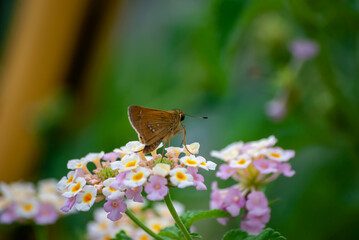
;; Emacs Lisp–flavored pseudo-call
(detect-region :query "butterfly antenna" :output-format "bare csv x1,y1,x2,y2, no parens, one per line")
185,114,208,119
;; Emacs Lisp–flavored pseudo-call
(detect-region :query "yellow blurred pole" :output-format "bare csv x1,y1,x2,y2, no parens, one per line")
0,0,87,181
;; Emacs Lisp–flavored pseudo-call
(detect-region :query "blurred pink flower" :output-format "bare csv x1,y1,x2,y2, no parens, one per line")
289,38,319,61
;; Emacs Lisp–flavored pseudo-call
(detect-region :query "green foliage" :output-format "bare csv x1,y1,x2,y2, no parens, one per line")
180,209,232,229
222,228,286,240
222,229,249,240
159,226,181,239
111,230,133,240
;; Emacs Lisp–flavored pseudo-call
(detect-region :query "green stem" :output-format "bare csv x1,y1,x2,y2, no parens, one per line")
34,225,46,240
125,209,164,240
164,192,192,240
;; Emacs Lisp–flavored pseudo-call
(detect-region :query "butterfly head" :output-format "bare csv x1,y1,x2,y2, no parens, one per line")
170,109,185,122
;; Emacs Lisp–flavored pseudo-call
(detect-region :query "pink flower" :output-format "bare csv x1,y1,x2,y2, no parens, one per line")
103,198,127,221
187,167,207,191
0,204,17,224
246,191,268,211
216,164,236,180
241,191,270,234
144,175,169,201
223,187,245,217
102,152,121,161
240,218,265,235
289,38,319,61
34,203,59,225
277,163,295,177
110,172,127,189
210,182,224,210
253,159,277,174
125,186,144,203
60,196,76,213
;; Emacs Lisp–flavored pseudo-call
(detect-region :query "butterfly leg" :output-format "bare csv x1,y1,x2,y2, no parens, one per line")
181,125,194,155
161,139,169,159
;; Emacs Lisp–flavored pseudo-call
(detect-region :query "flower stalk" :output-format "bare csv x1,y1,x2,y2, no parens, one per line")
164,191,192,240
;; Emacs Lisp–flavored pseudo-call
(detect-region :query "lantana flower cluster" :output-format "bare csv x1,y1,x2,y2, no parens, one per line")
87,201,184,240
210,136,295,234
0,179,67,225
58,141,216,221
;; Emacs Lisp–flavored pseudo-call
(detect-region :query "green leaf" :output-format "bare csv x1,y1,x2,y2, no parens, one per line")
190,232,202,239
247,228,287,240
180,209,232,229
159,226,181,240
111,230,133,240
222,228,286,240
222,229,249,240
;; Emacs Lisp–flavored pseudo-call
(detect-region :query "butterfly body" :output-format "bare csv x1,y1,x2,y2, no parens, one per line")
128,105,185,154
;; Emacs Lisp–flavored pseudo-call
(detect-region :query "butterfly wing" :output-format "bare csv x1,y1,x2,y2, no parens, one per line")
128,105,177,146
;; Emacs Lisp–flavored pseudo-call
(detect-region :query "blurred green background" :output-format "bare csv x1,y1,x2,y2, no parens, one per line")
1,0,359,239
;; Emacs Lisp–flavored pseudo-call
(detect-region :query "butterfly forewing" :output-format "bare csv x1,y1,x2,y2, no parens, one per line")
128,105,179,146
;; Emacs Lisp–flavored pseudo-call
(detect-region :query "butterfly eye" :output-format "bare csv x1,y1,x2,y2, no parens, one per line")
180,114,185,121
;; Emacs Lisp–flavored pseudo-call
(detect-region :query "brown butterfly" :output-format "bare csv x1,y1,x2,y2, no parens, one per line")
128,105,206,155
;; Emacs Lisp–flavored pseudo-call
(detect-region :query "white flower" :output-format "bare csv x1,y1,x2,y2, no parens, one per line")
165,147,183,157
75,185,97,211
169,168,193,188
16,198,39,218
123,167,150,188
111,153,140,171
146,217,169,233
83,151,105,166
62,177,86,198
183,142,200,155
210,142,243,162
180,155,203,167
250,135,277,149
57,171,76,191
38,179,61,206
67,158,87,170
266,148,295,162
199,160,217,171
114,141,145,156
102,178,125,200
152,163,171,177
229,155,252,169
1,182,36,202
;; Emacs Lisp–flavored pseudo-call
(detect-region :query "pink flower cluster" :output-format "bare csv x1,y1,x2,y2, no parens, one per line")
58,141,216,222
0,179,66,225
210,136,295,235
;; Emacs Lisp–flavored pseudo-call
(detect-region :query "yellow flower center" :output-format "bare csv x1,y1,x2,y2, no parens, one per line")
200,162,206,166
176,171,187,181
152,223,162,232
133,172,144,181
66,176,74,184
237,159,246,165
109,187,116,192
99,222,107,230
270,152,281,158
76,163,82,168
125,160,137,168
71,182,81,193
83,193,93,203
23,204,33,212
186,159,197,165
140,235,150,240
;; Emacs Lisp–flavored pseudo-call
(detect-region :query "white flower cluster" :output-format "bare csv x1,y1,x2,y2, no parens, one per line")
0,179,67,225
87,201,184,240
